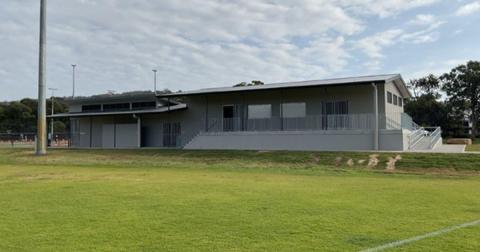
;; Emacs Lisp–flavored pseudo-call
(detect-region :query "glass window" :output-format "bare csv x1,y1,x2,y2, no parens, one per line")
248,104,271,119
398,97,403,107
82,104,101,112
393,94,398,105
132,101,156,110
103,103,130,111
282,102,306,118
387,92,393,104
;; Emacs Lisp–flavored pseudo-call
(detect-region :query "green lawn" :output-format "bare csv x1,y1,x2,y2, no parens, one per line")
0,149,479,251
466,139,480,152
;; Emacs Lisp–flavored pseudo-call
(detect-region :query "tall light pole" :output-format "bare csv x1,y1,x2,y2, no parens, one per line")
72,64,76,98
152,69,157,94
48,88,58,146
36,0,47,155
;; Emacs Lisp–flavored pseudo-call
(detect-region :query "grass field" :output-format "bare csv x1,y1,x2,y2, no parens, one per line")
0,148,479,251
466,139,480,152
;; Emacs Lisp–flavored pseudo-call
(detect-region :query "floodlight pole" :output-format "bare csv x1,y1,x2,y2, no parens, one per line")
72,64,76,97
36,0,47,155
152,69,157,94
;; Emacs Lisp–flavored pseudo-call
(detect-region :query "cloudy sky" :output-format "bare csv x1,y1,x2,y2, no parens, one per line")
1,0,479,101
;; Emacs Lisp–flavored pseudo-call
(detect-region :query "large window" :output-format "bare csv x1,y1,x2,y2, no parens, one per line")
132,101,156,110
282,102,306,118
248,104,271,119
82,104,101,112
387,92,393,104
103,103,130,112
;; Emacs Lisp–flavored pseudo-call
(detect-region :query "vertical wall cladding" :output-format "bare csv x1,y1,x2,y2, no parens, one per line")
70,118,81,147
115,124,138,148
383,81,406,129
72,115,138,148
384,81,405,114
202,84,376,121
78,117,92,147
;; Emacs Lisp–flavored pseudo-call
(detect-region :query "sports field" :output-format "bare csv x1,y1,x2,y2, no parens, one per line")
0,149,479,251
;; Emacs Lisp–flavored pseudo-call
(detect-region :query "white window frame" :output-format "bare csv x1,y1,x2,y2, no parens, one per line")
281,102,306,118
387,92,393,104
248,104,272,119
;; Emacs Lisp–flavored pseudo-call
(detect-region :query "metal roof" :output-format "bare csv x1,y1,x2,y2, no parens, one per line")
158,74,411,98
48,104,187,118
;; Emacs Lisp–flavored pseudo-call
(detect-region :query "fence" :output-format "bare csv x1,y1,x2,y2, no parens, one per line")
0,132,71,148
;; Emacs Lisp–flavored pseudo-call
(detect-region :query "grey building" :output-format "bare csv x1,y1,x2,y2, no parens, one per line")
51,74,442,151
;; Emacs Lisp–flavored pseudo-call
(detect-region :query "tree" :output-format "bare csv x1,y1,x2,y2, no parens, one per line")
404,93,447,129
1,101,35,132
407,74,440,98
441,61,480,139
233,80,264,87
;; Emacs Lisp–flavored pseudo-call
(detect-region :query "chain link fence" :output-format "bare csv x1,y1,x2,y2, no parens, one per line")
0,132,71,148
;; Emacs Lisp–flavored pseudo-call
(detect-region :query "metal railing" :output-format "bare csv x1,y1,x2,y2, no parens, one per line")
204,113,418,133
206,114,375,132
408,127,426,149
427,127,442,149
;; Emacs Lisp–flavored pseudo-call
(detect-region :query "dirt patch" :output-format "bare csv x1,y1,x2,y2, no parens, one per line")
386,155,402,171
346,159,354,167
367,155,379,168
358,160,366,165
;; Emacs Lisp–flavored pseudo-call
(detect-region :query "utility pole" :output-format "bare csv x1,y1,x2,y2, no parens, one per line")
152,69,157,94
48,88,58,146
36,0,47,155
72,64,77,98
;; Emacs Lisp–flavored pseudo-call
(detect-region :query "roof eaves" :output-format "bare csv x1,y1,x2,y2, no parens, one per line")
49,104,187,118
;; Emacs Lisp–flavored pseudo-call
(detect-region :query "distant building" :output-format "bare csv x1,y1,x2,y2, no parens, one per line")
51,74,442,151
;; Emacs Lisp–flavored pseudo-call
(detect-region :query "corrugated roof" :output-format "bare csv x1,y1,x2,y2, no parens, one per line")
158,74,411,98
48,104,187,118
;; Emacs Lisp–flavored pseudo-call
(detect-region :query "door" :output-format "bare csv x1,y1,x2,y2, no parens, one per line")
102,124,115,148
223,105,234,131
322,101,348,129
163,122,181,147
322,102,334,130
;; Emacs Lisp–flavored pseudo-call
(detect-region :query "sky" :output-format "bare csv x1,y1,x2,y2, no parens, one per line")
0,0,479,101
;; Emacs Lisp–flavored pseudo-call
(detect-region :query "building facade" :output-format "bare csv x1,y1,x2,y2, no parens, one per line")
51,74,442,151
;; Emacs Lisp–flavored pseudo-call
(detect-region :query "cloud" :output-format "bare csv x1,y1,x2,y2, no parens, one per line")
0,0,452,100
409,14,437,25
456,1,480,16
356,11,446,69
356,29,404,59
340,0,442,18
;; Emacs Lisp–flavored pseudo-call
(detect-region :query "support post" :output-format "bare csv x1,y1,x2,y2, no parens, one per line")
372,83,379,150
205,95,209,132
36,0,47,155
137,115,141,148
